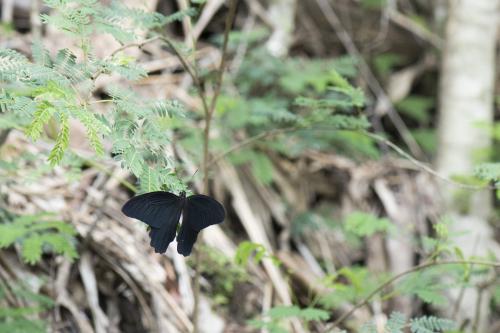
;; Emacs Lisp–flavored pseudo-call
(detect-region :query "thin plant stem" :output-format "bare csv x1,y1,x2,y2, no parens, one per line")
192,1,238,332
362,131,499,190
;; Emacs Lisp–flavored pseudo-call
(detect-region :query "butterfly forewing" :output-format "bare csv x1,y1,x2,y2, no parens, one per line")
184,194,225,231
121,191,182,229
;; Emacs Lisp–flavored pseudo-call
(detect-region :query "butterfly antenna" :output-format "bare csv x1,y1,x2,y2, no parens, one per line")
188,168,199,182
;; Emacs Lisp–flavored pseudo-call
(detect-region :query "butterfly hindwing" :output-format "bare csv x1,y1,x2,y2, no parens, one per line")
176,223,199,256
121,191,182,229
148,210,181,253
176,195,225,256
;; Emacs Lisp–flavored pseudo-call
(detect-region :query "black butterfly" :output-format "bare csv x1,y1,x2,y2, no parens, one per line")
121,191,225,256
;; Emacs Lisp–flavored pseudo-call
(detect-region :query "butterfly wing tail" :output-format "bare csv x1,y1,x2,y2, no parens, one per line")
149,224,177,254
176,223,199,256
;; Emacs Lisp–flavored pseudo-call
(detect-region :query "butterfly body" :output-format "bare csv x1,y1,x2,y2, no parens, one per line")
122,191,225,256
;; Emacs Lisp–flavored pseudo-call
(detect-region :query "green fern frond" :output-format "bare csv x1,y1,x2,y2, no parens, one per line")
41,1,96,37
0,213,78,264
13,285,55,308
0,48,29,75
107,85,140,111
298,308,329,321
344,211,394,237
325,115,370,130
410,316,456,333
149,99,185,118
123,148,145,177
164,8,197,24
0,283,53,333
235,241,271,266
140,165,161,192
48,113,69,166
39,233,78,259
107,1,168,29
359,321,377,333
158,171,186,193
25,64,71,86
0,306,45,317
108,61,147,80
71,107,109,155
251,152,274,185
397,267,453,306
31,41,52,67
267,306,301,320
0,319,46,333
54,48,89,83
0,114,21,129
94,21,135,44
474,163,500,182
0,225,25,247
43,0,90,9
386,312,407,333
21,235,43,264
25,101,56,140
10,96,37,117
0,89,14,113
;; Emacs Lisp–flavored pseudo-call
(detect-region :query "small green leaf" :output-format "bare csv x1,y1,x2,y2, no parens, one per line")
251,152,274,184
21,235,43,265
235,241,268,266
299,308,329,321
344,212,394,237
267,306,301,320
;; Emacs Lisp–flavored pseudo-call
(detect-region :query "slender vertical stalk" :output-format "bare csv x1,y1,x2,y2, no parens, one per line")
192,1,238,332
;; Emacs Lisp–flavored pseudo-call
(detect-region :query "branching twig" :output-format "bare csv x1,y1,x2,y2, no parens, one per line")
363,131,499,190
323,260,500,331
